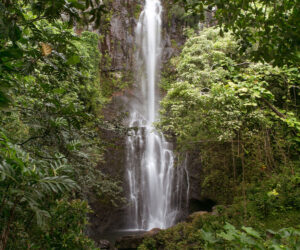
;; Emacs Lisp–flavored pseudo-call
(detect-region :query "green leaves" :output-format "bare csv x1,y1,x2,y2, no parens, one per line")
67,0,86,10
199,229,219,244
67,54,81,65
0,130,92,248
176,0,300,66
160,27,300,153
0,91,10,108
216,223,264,249
196,223,299,250
241,226,261,239
0,1,116,249
0,47,24,60
39,175,78,193
0,130,75,201
9,25,22,42
159,27,299,238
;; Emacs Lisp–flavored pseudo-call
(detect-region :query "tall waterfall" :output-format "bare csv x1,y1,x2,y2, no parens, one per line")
125,0,188,231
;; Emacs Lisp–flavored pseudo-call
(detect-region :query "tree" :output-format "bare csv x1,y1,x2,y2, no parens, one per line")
0,1,123,248
0,0,107,108
175,0,300,66
159,27,299,226
0,134,78,249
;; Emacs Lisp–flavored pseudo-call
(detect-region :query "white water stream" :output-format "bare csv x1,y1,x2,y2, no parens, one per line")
125,0,188,230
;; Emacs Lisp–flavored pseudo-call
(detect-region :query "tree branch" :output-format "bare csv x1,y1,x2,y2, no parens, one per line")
261,98,286,119
18,129,49,146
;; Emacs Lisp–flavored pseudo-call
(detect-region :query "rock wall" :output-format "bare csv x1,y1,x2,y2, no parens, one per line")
99,0,186,71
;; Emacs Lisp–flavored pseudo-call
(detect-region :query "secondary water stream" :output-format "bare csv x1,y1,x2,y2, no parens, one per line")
125,0,188,231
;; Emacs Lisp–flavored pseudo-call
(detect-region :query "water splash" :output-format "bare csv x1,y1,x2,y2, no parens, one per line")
125,0,188,230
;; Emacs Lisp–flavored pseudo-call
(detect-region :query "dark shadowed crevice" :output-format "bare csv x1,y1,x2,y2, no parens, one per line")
188,198,216,213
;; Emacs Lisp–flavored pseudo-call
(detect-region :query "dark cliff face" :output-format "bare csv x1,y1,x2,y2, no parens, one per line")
99,0,139,72
99,0,186,72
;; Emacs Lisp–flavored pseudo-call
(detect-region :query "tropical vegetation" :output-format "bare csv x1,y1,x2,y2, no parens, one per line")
0,0,299,249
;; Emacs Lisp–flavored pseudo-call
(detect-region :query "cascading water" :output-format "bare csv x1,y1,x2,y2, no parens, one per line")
125,0,188,231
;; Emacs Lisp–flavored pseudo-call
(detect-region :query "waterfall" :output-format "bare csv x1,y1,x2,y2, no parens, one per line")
125,0,188,231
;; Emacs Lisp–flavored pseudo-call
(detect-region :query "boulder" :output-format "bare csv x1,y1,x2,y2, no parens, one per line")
115,228,161,249
98,239,111,249
145,228,161,236
186,211,209,222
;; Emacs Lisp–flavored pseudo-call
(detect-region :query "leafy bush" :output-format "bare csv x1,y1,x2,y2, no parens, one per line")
158,26,300,240
0,2,123,248
138,215,300,250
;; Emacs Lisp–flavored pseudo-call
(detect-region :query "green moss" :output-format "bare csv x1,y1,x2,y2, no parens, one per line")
134,4,142,20
100,70,133,98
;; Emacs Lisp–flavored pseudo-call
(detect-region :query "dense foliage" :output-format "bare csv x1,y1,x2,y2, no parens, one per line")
0,1,123,249
160,28,299,147
138,213,300,249
175,0,300,67
1,0,299,249
155,27,300,249
0,0,108,108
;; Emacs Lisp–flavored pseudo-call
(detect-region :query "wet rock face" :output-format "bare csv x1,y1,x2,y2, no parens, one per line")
99,0,141,72
185,151,204,202
87,119,128,239
99,0,186,72
161,2,187,62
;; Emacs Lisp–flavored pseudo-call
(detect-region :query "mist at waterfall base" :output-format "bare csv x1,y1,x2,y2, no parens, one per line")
124,0,189,231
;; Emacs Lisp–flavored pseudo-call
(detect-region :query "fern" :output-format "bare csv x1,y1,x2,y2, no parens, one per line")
0,131,79,242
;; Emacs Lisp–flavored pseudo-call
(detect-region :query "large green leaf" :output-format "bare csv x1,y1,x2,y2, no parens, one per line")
0,90,10,108
67,54,80,65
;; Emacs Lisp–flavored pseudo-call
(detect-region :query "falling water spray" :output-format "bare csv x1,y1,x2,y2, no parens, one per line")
125,0,188,230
